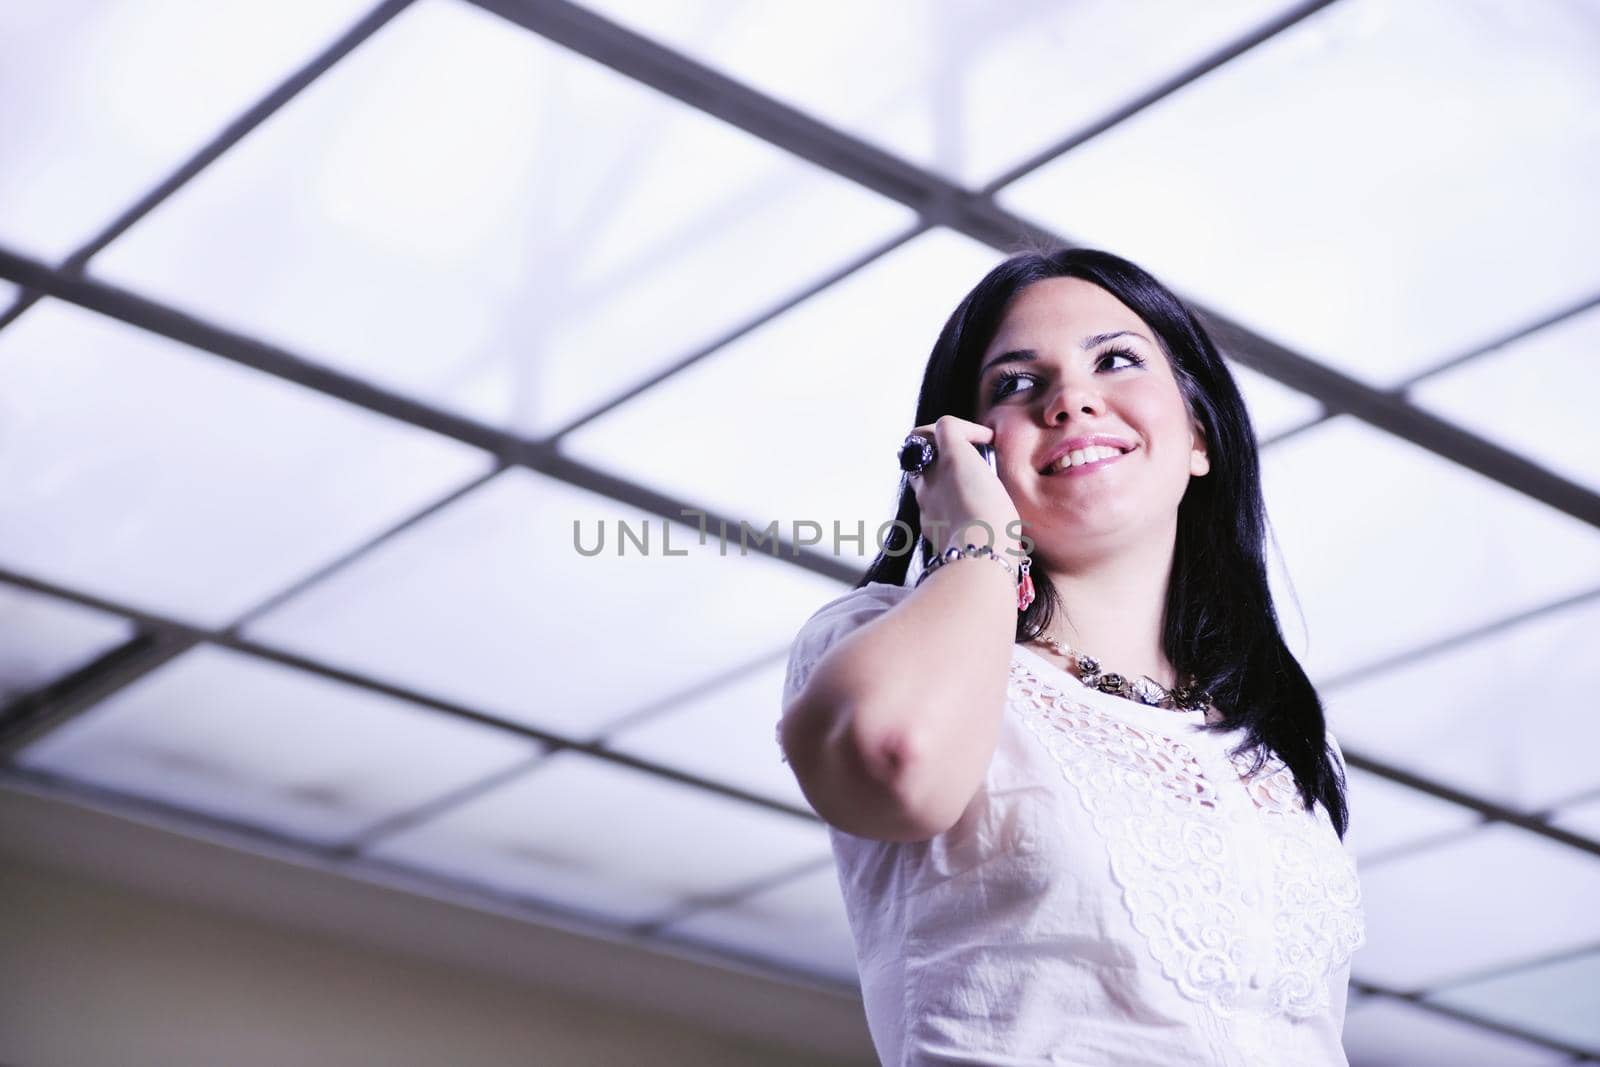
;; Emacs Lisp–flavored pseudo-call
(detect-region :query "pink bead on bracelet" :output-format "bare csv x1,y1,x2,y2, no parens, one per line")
915,543,1036,611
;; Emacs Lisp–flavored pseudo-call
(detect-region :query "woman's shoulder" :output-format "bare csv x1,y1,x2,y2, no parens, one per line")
783,582,912,704
802,581,913,626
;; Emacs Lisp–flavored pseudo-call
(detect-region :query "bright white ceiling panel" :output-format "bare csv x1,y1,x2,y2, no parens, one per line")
1354,824,1600,990
581,0,1301,188
0,0,372,260
664,863,856,983
18,644,539,846
0,300,491,628
605,658,816,811
369,750,829,924
1341,767,1479,866
1343,998,1569,1067
1410,302,1600,494
92,0,914,439
1325,596,1600,813
562,229,1000,547
1430,948,1600,1056
0,584,134,706
245,468,844,738
1261,416,1600,681
1226,359,1322,440
1000,0,1600,387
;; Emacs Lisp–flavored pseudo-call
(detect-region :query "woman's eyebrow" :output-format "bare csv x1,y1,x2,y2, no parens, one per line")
978,349,1035,379
1080,329,1148,349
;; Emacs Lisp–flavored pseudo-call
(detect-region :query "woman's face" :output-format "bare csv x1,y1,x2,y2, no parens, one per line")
972,277,1210,564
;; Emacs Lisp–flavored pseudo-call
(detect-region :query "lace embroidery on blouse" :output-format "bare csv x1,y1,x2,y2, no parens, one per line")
1228,748,1366,1017
1007,660,1364,1020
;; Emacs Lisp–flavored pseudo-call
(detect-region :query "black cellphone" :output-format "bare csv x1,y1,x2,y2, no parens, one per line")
974,442,998,475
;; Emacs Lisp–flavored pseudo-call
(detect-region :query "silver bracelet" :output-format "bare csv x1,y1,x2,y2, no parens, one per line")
914,542,1027,587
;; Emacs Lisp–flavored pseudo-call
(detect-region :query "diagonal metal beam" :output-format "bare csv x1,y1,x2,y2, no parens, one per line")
0,568,820,827
0,246,861,589
499,0,1337,441
547,223,927,441
0,470,500,753
9,555,1600,870
466,0,1048,248
1392,288,1600,391
0,630,194,750
1342,748,1600,860
467,0,1600,532
1322,585,1600,691
1199,313,1600,526
0,0,414,336
979,0,1341,195
1353,979,1599,1060
1414,941,1600,1003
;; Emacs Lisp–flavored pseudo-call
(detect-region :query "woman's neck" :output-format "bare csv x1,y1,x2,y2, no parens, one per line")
1038,527,1178,689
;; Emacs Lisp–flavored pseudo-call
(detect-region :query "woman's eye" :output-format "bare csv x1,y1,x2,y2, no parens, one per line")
990,370,1035,401
1098,347,1146,372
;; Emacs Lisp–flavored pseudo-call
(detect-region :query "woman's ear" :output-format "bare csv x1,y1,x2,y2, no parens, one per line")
1189,420,1211,477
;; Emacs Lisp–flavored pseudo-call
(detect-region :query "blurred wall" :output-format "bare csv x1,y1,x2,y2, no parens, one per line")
0,789,873,1067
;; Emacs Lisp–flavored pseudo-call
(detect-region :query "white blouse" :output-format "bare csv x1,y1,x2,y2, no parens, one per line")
781,582,1365,1067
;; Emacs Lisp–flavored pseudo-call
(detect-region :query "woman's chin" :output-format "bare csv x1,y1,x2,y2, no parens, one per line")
1025,507,1175,563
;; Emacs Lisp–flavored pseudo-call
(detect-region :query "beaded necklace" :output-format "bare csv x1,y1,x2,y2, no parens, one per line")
1030,635,1211,712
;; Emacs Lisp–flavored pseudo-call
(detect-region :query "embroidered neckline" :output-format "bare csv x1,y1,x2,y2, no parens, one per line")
1013,643,1214,727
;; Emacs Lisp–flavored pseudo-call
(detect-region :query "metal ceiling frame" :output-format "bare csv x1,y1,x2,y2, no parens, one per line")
0,566,815,825
2,0,1598,1056
480,0,1600,531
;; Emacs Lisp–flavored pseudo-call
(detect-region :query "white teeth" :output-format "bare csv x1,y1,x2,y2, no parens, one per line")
1048,445,1123,473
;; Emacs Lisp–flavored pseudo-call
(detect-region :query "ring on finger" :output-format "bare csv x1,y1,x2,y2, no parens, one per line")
898,433,936,476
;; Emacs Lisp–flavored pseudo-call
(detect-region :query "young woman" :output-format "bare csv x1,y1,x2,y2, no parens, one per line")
778,248,1363,1066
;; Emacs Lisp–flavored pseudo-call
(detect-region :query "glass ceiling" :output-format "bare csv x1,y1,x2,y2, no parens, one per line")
2,1,1596,1061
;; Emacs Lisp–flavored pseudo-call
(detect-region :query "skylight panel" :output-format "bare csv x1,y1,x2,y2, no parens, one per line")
1355,824,1600,990
0,584,134,707
0,300,491,627
1343,997,1569,1067
1410,302,1600,494
581,0,1304,188
0,0,372,259
663,863,856,982
561,229,1000,551
1000,0,1600,386
368,750,829,924
1261,417,1600,681
245,469,844,739
1325,596,1600,812
604,658,816,811
1341,767,1479,864
1430,948,1600,1055
19,644,540,846
91,0,914,438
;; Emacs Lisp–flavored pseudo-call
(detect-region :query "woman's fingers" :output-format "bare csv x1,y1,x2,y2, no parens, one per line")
908,415,994,452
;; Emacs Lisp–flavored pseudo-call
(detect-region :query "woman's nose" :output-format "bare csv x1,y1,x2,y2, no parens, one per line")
1044,376,1103,423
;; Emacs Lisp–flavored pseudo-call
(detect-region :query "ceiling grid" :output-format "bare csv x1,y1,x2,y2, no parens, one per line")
2,0,1596,1059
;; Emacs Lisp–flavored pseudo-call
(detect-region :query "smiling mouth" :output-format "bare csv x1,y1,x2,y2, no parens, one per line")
1043,445,1133,475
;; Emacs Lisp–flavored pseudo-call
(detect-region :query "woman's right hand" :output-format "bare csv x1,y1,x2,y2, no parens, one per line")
905,416,1022,557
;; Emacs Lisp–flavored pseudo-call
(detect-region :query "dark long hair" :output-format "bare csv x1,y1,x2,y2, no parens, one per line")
859,247,1348,836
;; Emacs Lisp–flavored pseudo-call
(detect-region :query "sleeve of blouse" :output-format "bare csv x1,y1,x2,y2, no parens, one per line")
775,581,914,755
